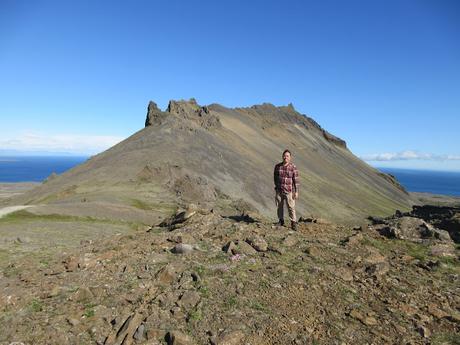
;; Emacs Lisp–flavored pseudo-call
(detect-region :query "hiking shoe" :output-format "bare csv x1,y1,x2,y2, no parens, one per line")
276,219,285,227
291,221,297,231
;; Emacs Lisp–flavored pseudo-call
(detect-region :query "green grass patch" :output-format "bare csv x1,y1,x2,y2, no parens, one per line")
223,295,238,310
361,237,394,254
130,199,153,210
361,236,430,261
130,198,177,213
250,301,269,313
258,279,270,290
194,265,208,277
3,264,20,278
0,210,82,223
29,299,43,312
431,332,460,345
0,209,147,227
198,284,210,298
403,242,430,261
187,308,203,322
83,303,96,318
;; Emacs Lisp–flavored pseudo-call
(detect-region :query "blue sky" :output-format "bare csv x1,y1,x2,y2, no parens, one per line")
1,0,459,170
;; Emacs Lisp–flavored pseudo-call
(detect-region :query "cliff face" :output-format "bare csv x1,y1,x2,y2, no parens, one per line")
12,98,413,223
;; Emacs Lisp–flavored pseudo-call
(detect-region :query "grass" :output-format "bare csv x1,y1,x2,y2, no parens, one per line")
223,295,238,310
258,279,270,290
29,299,43,312
436,256,460,275
3,264,20,278
187,308,203,322
0,210,83,223
83,303,96,318
250,301,269,312
361,236,430,261
431,332,460,345
198,285,210,298
130,198,177,213
0,209,147,228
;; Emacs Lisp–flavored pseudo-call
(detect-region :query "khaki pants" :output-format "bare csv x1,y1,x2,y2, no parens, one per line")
275,191,296,222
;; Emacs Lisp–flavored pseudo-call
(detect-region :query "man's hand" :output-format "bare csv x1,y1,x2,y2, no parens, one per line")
294,192,298,200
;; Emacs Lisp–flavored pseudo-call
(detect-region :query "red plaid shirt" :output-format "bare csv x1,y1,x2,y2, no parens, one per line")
274,162,299,194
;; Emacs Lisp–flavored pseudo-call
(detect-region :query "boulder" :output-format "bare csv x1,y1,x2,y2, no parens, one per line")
172,243,194,255
246,236,268,252
166,331,196,345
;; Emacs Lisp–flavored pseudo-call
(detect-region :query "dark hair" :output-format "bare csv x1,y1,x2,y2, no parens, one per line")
282,149,291,156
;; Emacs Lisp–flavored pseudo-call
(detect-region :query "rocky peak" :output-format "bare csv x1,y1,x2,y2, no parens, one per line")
166,98,200,115
145,98,221,130
145,101,167,127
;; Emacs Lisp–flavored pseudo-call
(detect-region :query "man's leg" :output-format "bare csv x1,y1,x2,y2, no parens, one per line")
286,192,297,229
275,191,284,225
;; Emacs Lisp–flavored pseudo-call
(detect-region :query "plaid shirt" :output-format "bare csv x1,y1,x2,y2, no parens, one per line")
274,162,299,194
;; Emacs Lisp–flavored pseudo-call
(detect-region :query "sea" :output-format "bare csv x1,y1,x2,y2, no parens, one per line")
378,167,460,197
0,156,459,197
0,156,88,183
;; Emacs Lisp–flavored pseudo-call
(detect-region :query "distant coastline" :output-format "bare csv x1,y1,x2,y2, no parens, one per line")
379,167,460,197
0,156,88,183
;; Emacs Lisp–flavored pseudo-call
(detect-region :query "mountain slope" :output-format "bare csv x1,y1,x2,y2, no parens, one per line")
10,98,413,223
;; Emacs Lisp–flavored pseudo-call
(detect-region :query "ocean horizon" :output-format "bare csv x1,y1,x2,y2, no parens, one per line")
0,156,88,183
378,167,460,197
1,156,460,197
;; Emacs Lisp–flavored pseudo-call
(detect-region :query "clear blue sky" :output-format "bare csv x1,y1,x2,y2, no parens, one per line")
1,0,459,170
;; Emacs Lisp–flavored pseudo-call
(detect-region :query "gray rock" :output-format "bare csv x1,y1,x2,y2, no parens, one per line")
282,235,298,247
217,330,246,345
224,240,257,255
177,291,201,309
66,317,80,326
134,324,146,341
172,243,194,254
429,244,456,257
73,286,94,302
145,101,167,126
246,236,268,252
167,330,196,345
233,241,257,255
366,261,390,277
380,217,453,242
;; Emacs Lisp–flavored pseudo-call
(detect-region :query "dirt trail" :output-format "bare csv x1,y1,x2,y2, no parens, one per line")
0,205,34,218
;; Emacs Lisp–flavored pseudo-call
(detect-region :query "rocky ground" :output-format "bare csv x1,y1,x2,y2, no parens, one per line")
1,205,459,345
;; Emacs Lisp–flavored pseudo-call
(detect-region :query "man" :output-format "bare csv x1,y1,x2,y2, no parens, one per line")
274,149,299,230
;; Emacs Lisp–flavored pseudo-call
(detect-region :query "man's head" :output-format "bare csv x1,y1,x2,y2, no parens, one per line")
282,149,291,164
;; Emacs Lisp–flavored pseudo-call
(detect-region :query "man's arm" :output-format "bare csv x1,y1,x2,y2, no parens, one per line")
273,164,278,190
293,165,300,195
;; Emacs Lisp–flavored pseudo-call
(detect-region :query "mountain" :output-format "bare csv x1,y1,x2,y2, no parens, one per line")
8,98,413,223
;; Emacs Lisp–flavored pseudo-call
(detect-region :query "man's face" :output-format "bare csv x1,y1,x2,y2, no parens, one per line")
283,152,291,164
